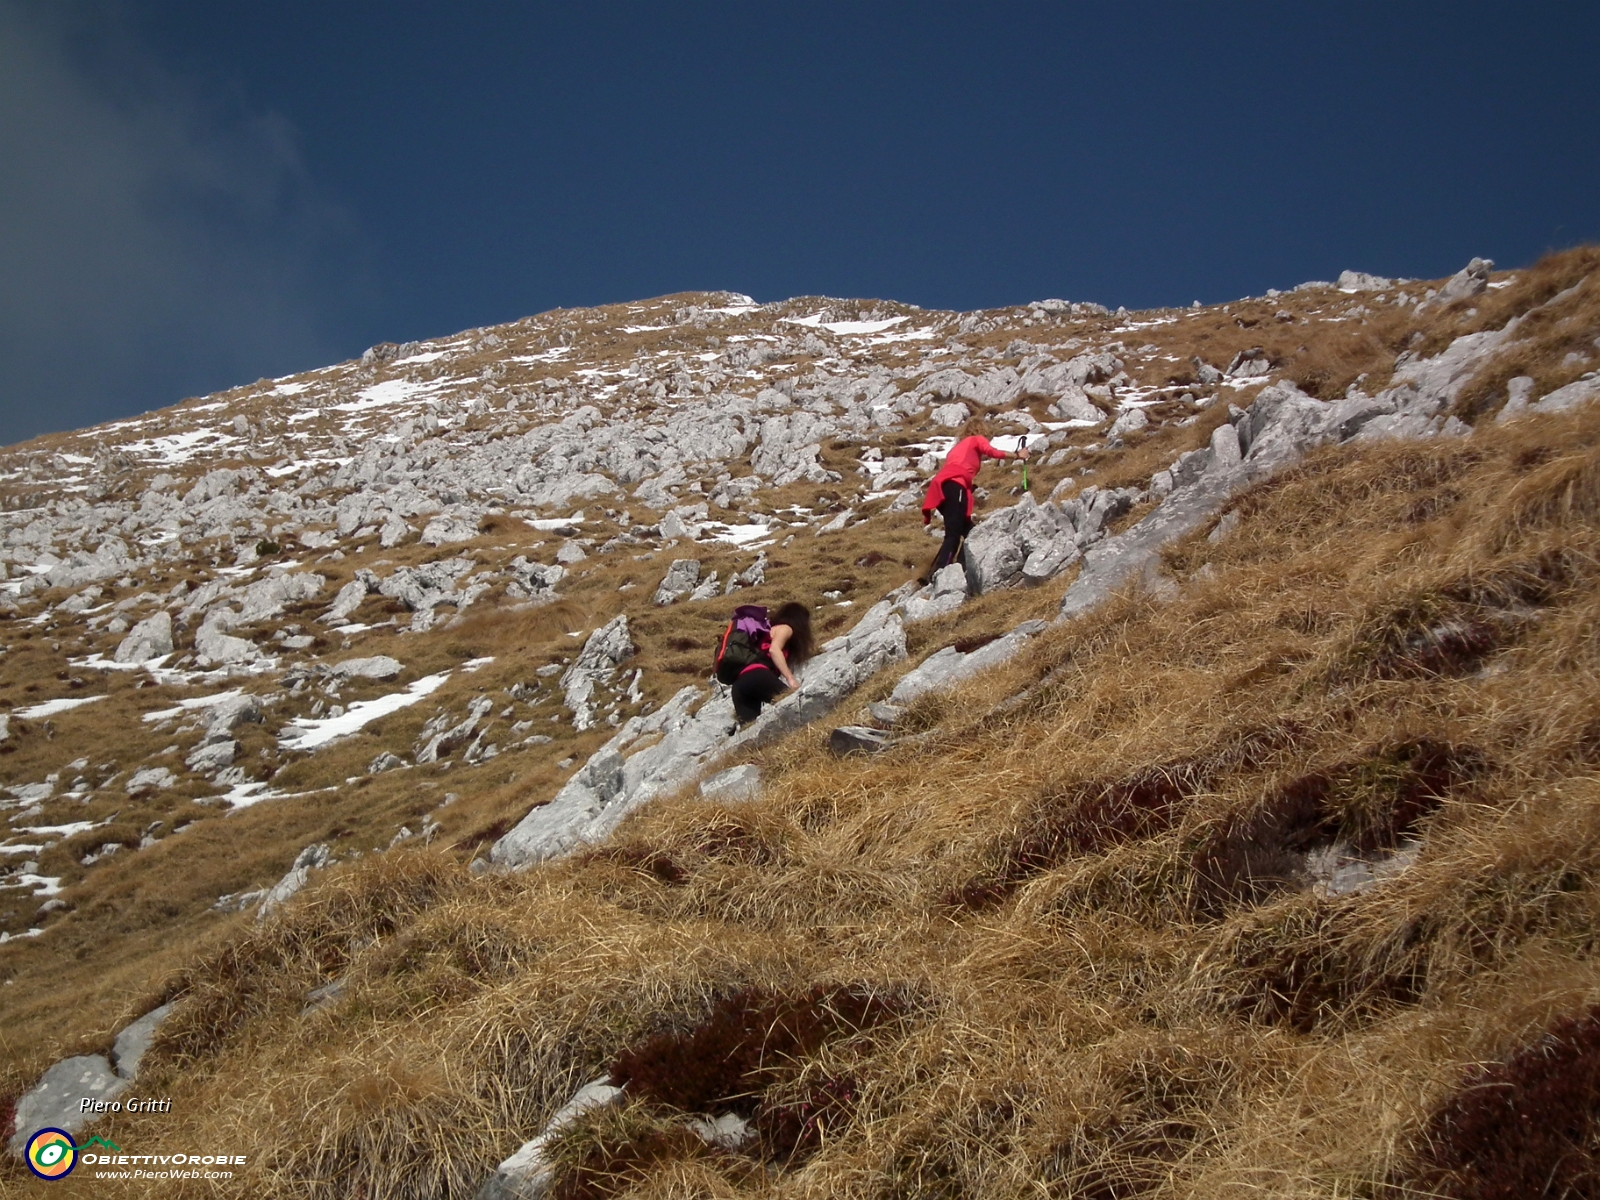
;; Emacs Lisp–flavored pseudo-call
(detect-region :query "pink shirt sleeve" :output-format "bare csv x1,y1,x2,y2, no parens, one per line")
973,436,1008,460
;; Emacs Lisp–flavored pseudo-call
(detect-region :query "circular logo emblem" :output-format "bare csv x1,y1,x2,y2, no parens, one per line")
25,1128,77,1180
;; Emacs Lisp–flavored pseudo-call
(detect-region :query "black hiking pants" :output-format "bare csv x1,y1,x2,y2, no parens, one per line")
732,665,787,723
932,480,971,575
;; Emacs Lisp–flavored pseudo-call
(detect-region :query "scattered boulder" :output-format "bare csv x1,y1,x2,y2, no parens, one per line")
652,559,701,606
507,557,565,603
420,514,480,545
125,766,177,796
329,655,403,680
1225,348,1271,379
1337,270,1393,292
416,697,495,763
185,738,238,774
112,611,173,664
1108,407,1149,437
560,616,636,731
195,617,258,666
1435,256,1494,305
207,694,264,734
256,843,332,920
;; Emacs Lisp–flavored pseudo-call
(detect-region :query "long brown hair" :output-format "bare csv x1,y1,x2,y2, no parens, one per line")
958,413,993,441
771,601,815,664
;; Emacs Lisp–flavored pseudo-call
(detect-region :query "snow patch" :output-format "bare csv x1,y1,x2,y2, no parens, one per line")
279,671,451,750
783,315,910,335
16,696,106,720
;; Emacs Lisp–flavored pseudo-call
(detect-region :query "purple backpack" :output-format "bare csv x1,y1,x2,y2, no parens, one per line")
714,604,771,683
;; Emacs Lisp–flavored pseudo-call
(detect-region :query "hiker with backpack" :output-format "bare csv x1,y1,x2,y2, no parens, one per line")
921,415,1031,579
715,601,816,723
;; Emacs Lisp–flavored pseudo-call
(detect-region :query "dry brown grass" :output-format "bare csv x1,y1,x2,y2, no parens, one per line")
6,399,1598,1198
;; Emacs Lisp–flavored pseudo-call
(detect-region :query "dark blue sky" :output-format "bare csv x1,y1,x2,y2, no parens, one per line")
3,1,1598,444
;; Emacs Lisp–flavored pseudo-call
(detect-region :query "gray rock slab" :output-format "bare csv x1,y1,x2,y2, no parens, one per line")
560,616,635,731
8,1055,127,1155
185,737,238,774
699,764,761,803
963,523,1024,593
207,694,263,734
889,620,1050,706
1532,372,1600,416
112,1003,174,1080
867,701,905,726
901,588,965,622
1384,321,1517,415
929,563,967,599
1496,375,1537,423
421,514,479,545
194,620,257,665
1108,406,1148,437
490,688,701,867
1059,468,1244,621
324,579,369,622
1240,383,1333,472
1435,256,1493,304
1337,270,1392,292
256,843,331,920
476,1078,622,1200
829,726,891,756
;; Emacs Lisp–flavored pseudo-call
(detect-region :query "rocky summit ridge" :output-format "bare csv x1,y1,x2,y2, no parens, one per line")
3,250,1600,1194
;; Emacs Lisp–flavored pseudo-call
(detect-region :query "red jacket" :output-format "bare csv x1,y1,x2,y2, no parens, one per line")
922,436,1008,520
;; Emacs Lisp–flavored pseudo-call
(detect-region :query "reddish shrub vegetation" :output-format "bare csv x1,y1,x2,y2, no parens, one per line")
1192,738,1485,912
1405,1005,1600,1199
607,984,906,1162
549,1125,716,1200
1219,905,1432,1032
949,762,1204,910
754,1074,861,1164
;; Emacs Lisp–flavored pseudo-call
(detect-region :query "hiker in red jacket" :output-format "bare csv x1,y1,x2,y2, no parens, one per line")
921,416,1030,579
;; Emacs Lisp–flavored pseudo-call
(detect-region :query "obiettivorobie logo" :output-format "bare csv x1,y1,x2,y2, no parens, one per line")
24,1129,120,1180
22,1128,245,1180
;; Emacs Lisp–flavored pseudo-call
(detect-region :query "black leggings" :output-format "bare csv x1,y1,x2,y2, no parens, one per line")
932,480,971,574
731,665,787,723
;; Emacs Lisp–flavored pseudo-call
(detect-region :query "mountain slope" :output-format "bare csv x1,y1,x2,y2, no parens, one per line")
2,249,1599,1197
